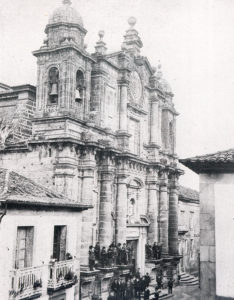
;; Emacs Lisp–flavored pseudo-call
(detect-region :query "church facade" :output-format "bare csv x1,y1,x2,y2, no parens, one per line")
0,1,184,299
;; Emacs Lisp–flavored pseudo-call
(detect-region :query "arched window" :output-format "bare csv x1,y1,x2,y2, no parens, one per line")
75,70,85,103
48,67,59,104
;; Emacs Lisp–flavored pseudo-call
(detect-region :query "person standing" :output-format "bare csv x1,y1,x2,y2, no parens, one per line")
154,287,161,300
145,272,151,287
89,246,95,271
156,274,162,289
101,246,107,267
107,245,113,267
135,268,141,279
144,288,150,300
121,243,128,265
117,243,122,265
167,278,174,294
94,242,101,262
152,242,157,260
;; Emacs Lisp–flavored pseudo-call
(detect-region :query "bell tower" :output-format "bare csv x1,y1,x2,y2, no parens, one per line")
33,0,94,119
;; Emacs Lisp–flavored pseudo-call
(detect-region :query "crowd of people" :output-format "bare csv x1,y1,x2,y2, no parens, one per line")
109,270,152,300
107,270,174,300
145,242,162,260
89,242,135,270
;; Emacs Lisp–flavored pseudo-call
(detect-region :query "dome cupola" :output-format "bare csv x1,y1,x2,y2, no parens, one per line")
44,0,87,49
48,0,84,27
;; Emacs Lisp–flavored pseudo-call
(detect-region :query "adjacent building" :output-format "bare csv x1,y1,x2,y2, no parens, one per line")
0,0,187,299
178,186,199,276
181,149,234,300
0,168,90,300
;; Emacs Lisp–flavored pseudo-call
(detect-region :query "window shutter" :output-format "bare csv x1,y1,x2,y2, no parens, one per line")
25,227,34,267
59,226,67,261
15,227,34,269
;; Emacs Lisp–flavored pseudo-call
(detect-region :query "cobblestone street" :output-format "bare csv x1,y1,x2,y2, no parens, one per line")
173,285,200,300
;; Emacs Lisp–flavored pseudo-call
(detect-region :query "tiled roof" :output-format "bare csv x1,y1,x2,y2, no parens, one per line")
178,185,199,203
180,149,234,174
0,169,91,210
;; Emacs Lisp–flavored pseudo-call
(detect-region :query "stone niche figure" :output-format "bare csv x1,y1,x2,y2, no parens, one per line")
128,198,136,224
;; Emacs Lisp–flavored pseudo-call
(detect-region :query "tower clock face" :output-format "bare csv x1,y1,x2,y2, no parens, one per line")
129,71,143,103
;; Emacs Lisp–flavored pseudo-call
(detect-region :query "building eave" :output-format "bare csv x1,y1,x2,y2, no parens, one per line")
0,199,92,212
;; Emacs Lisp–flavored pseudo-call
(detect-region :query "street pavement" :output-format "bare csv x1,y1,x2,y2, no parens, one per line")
173,284,200,300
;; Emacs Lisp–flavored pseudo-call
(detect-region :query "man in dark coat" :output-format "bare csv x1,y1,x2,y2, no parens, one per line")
112,245,118,266
94,242,100,261
111,279,119,299
156,274,162,289
135,268,141,279
117,243,122,265
144,288,150,300
152,242,157,260
119,279,126,300
168,278,173,294
89,246,95,271
145,242,152,259
101,246,107,267
121,243,128,265
145,272,151,287
154,287,161,300
107,245,113,266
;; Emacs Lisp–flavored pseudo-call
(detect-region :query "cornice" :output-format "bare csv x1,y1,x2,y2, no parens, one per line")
33,44,96,63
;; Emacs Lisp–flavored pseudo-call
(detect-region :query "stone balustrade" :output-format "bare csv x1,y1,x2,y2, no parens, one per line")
9,265,44,300
48,258,79,292
9,259,79,299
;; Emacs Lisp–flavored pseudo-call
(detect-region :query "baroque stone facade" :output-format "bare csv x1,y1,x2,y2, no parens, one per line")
0,1,184,299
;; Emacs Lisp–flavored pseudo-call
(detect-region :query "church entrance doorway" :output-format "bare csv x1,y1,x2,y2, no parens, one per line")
127,239,138,272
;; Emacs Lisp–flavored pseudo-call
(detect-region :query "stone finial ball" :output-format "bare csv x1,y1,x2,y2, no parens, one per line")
98,30,105,39
128,16,137,27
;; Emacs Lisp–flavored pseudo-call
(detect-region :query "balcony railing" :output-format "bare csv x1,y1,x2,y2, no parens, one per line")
47,258,79,292
9,265,44,300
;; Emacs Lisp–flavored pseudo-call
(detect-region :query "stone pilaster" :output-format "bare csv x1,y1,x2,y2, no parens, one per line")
116,175,128,244
159,173,169,256
79,149,96,266
147,171,159,244
119,80,128,131
54,144,78,200
168,176,179,255
150,98,160,146
98,170,114,247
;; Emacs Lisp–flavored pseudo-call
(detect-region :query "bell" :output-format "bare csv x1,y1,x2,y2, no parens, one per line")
50,83,58,96
75,88,82,102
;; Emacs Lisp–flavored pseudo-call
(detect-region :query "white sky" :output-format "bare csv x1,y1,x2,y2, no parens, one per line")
1,0,234,190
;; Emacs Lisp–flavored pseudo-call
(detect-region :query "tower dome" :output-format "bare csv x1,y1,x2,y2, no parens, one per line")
48,0,84,27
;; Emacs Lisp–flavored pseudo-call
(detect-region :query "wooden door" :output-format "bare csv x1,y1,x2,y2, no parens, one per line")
15,227,34,269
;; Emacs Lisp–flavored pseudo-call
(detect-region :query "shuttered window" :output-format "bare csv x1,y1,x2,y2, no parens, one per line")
53,226,67,261
15,227,34,269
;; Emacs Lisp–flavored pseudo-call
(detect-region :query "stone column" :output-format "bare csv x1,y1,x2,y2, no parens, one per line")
98,171,114,247
147,180,159,244
159,175,169,256
119,81,128,131
150,99,159,145
79,149,96,266
116,175,128,244
168,177,179,255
